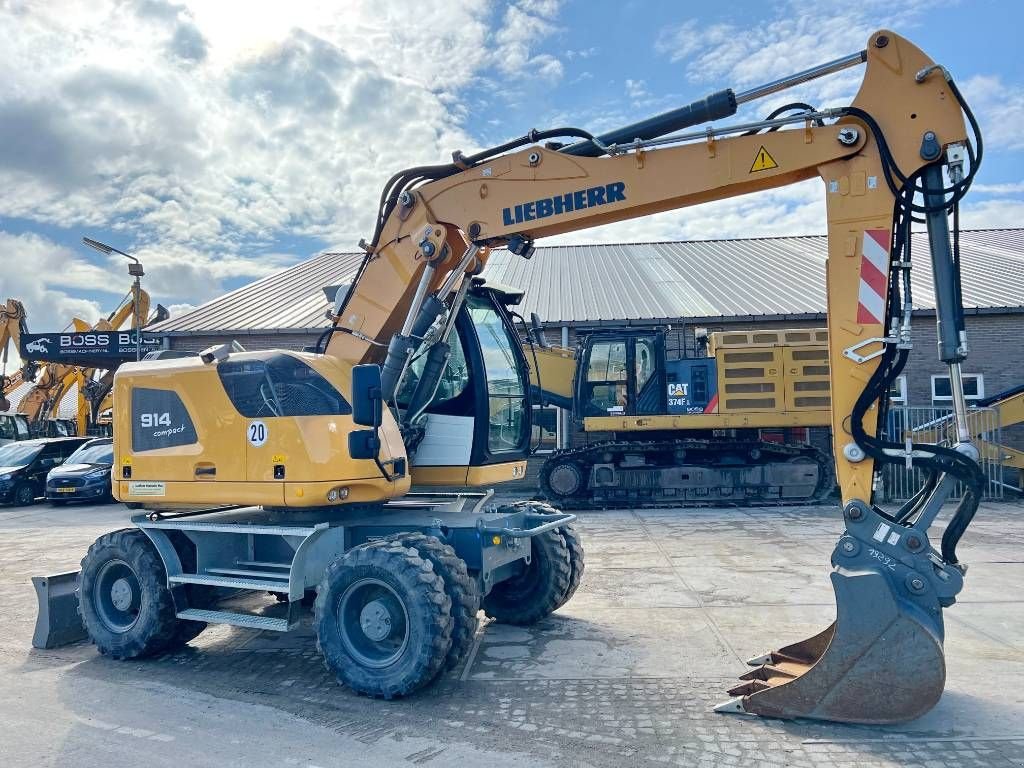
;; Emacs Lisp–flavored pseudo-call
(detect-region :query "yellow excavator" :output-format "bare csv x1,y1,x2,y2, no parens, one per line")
56,31,986,723
12,289,165,436
524,324,835,506
0,298,31,414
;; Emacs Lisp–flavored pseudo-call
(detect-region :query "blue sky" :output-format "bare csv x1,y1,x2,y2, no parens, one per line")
0,0,1021,348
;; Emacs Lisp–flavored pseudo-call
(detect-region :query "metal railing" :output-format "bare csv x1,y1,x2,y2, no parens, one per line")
879,405,1004,501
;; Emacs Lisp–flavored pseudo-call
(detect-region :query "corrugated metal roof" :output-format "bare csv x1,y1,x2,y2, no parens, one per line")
149,252,364,333
150,229,1024,333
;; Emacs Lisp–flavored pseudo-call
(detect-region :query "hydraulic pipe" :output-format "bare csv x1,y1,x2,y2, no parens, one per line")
561,50,865,158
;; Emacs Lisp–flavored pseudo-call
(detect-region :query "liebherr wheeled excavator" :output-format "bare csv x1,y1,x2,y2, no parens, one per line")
56,30,985,722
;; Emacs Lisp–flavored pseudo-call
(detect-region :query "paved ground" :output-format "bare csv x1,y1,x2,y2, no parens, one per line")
1,498,1022,768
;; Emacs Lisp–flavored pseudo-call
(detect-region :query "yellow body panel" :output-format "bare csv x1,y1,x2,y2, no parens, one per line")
528,345,577,401
411,461,528,486
113,352,410,507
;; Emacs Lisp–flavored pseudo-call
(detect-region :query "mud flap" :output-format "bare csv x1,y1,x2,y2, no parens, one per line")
32,571,87,649
717,566,947,724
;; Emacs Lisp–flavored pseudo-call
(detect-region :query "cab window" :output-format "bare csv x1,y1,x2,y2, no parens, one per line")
585,340,628,414
396,331,470,409
218,354,351,418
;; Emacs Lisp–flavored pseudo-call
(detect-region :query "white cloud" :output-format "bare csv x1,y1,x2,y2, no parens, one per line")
0,0,495,309
959,75,1024,152
547,179,826,245
972,181,1024,195
493,1,564,83
654,0,934,112
959,198,1024,230
0,230,111,369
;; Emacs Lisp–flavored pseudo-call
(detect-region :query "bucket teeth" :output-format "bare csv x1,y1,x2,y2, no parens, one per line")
713,696,751,715
746,652,773,666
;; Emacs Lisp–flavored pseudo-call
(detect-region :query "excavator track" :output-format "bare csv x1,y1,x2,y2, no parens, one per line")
539,439,835,510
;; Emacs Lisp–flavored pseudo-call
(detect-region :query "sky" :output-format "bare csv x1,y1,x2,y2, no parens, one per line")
0,0,1021,358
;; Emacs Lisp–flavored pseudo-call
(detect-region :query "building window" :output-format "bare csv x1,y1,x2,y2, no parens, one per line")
532,405,559,453
930,373,984,404
888,375,908,404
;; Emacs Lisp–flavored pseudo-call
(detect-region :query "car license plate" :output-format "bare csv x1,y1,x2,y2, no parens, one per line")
55,488,76,493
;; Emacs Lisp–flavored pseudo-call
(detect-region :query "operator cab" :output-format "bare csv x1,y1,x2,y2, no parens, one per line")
575,329,717,419
398,283,532,484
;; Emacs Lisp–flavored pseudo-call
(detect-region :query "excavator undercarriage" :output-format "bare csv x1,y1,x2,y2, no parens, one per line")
541,438,835,508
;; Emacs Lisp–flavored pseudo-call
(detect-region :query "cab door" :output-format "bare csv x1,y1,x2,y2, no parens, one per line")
631,335,664,415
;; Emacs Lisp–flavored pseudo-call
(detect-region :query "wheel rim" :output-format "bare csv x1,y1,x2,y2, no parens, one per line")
337,577,409,668
93,559,143,633
16,486,33,504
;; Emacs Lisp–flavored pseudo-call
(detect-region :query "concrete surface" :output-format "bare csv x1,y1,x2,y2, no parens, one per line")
1,498,1022,767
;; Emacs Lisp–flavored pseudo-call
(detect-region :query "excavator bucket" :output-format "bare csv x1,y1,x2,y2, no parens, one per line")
716,504,963,724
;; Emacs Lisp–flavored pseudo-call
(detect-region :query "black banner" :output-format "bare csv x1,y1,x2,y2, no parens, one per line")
20,331,164,369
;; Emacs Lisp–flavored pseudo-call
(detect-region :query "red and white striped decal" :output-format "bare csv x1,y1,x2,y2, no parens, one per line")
857,229,890,325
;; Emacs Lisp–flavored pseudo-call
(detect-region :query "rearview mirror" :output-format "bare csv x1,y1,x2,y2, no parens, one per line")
348,429,380,460
351,364,383,428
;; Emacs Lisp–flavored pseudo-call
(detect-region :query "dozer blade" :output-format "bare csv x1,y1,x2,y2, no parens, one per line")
32,571,87,649
716,566,947,724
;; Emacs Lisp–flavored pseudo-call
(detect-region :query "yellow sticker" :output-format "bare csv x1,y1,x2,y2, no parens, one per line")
122,456,132,465
271,454,286,463
749,145,779,173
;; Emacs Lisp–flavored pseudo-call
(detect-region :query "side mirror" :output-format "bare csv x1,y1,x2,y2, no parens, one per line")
352,364,383,428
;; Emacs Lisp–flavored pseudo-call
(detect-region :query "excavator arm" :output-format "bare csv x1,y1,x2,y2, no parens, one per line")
327,30,984,723
0,299,29,411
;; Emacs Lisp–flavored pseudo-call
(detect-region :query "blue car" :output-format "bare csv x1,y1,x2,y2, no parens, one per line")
45,438,114,504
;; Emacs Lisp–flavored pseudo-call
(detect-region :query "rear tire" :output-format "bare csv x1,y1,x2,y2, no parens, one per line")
314,542,453,699
483,529,571,625
78,529,183,659
379,532,480,673
554,524,585,609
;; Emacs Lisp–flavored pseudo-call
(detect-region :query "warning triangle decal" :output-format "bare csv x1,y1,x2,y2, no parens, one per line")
749,145,779,173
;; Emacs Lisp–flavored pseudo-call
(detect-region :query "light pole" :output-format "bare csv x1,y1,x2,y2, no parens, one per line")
83,237,145,361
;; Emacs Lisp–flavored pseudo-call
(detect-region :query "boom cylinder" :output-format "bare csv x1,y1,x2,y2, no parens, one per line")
561,90,738,156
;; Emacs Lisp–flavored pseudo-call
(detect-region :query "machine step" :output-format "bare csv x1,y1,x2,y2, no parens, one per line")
206,567,290,580
169,574,290,592
176,608,293,632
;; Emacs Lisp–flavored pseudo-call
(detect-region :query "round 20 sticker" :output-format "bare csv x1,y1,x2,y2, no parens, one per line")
248,421,268,447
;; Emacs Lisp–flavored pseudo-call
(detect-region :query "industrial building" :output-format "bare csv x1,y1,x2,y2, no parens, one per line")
150,228,1024,490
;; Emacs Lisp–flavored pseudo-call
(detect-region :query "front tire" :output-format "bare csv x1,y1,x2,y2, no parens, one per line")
13,482,36,506
314,542,453,699
78,529,183,659
483,529,571,625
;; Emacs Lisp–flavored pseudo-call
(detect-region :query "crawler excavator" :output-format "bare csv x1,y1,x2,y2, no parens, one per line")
525,323,836,506
51,30,986,723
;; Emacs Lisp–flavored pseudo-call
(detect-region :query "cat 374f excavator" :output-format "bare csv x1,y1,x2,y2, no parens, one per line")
52,30,984,723
525,324,836,507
